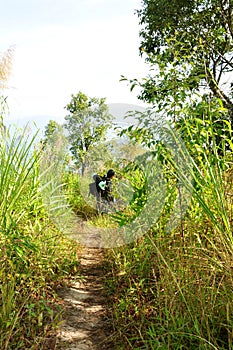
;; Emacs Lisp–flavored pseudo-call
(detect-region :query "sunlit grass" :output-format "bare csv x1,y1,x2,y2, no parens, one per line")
105,121,233,349
0,124,80,348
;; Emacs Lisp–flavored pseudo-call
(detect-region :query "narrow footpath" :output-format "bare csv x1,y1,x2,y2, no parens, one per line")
55,247,114,350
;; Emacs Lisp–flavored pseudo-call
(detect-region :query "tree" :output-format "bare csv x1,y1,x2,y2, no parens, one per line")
64,91,113,175
43,120,63,145
134,0,233,121
42,119,69,166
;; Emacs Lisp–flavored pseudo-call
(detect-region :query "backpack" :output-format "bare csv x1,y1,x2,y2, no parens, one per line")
89,174,106,197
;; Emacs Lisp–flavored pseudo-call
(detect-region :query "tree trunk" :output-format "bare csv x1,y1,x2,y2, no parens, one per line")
81,162,85,176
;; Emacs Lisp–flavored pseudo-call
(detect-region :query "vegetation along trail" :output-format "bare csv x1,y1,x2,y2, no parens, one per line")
1,0,233,348
55,245,114,350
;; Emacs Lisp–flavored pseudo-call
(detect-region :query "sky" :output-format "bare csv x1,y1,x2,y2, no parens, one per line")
0,0,149,126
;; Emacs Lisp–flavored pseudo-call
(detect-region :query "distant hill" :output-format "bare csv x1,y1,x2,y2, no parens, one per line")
5,103,147,136
108,103,146,118
5,115,60,134
108,103,146,127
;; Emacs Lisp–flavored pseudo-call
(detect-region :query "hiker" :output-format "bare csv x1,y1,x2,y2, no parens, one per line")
91,169,115,213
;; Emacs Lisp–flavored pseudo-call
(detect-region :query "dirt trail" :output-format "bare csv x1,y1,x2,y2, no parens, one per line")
55,246,114,350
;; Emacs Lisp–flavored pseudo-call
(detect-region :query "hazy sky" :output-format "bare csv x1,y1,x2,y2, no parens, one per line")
1,0,148,124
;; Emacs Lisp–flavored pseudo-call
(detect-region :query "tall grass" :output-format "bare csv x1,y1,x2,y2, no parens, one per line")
105,118,233,349
0,124,80,349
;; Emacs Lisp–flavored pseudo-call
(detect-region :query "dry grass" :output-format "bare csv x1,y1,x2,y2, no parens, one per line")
0,47,13,89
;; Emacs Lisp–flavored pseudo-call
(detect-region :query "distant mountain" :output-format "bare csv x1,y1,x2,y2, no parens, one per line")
108,103,146,127
5,103,147,137
108,103,146,117
5,115,63,132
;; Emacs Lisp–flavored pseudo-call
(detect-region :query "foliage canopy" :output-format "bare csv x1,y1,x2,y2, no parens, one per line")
136,0,233,120
64,91,113,175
